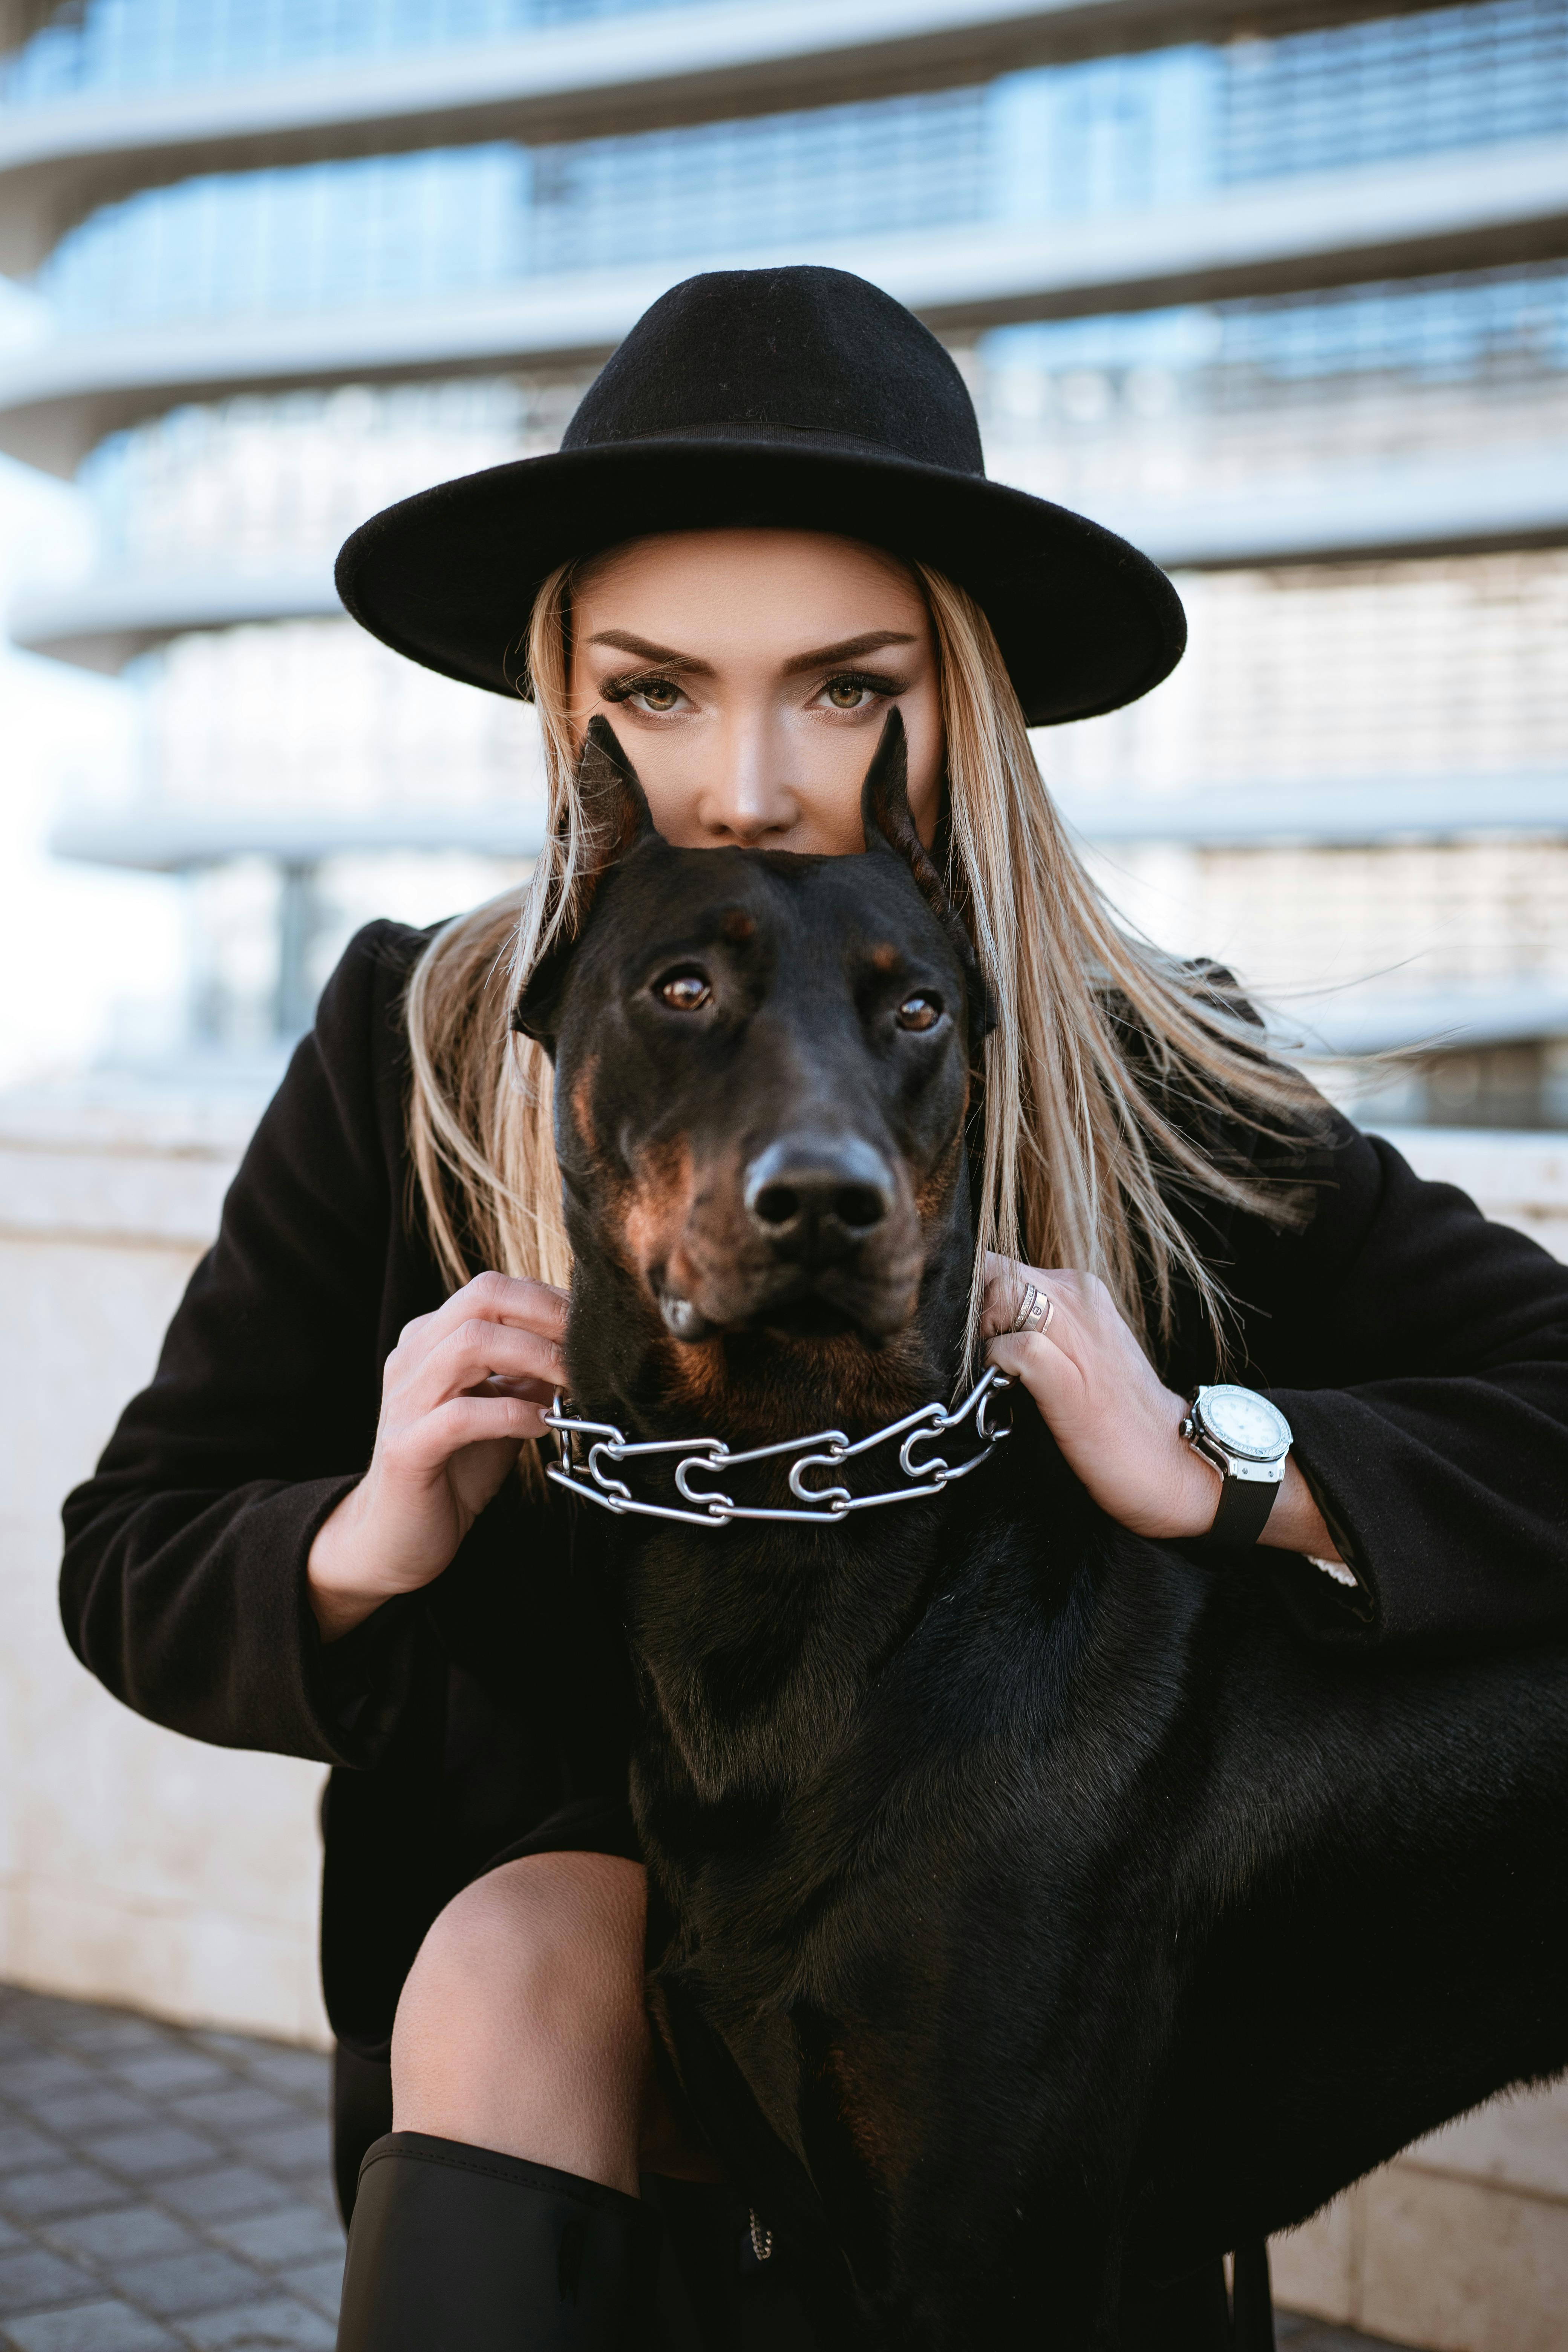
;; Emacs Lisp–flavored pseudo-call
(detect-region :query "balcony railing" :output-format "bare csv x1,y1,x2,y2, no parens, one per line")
0,0,686,108
28,1,1568,335
18,260,1557,587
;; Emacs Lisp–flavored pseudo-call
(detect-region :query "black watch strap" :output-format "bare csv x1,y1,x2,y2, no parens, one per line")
1208,1470,1281,1548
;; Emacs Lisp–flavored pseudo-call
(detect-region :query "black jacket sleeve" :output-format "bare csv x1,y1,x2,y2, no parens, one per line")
1240,1126,1568,1648
59,922,439,1767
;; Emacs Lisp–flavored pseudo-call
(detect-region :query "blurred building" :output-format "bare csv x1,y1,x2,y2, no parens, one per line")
3,13,1568,2339
0,0,1565,1119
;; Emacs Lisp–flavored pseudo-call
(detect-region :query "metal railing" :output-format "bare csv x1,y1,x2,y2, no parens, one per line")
32,0,1568,334
0,0,685,106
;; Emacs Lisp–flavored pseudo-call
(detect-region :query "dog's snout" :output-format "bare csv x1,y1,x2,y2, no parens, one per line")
744,1134,896,1251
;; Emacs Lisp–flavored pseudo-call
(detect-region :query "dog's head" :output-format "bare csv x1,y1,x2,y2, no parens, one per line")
515,714,991,1375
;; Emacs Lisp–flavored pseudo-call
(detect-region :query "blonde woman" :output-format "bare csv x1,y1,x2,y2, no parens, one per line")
63,271,1568,2351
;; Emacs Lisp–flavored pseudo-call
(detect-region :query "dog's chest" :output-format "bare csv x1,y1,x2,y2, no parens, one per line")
634,1536,1067,1997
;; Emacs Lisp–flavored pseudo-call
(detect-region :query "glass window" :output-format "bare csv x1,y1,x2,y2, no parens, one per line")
32,2,1568,335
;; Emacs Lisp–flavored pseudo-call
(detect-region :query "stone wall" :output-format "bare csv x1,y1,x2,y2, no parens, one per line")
1267,1123,1568,2351
1272,2083,1568,2352
0,1081,329,2048
1,1087,1564,2342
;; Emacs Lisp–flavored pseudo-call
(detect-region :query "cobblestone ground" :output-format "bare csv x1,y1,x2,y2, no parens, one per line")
0,1985,339,2352
0,1983,1421,2351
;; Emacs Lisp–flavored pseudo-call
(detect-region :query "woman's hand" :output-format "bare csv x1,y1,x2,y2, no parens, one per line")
982,1254,1339,1558
307,1271,568,1642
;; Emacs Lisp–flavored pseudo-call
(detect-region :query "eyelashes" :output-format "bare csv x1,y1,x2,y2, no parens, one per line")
821,669,904,709
599,669,682,707
597,668,907,709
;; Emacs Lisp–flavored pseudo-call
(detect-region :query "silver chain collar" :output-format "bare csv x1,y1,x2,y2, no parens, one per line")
543,1367,1012,1530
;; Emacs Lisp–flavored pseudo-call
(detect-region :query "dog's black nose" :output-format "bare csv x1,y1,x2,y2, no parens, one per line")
743,1134,895,1255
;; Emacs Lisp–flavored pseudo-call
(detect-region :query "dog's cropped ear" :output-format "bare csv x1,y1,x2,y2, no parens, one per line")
577,714,659,868
860,711,996,1053
512,718,660,1049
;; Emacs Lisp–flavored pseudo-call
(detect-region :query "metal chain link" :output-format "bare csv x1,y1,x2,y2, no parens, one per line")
543,1367,1012,1529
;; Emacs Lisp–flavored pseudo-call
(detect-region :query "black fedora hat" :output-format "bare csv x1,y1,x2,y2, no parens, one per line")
335,265,1185,727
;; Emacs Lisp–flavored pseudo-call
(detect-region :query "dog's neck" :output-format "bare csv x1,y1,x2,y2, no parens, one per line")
561,1179,977,1805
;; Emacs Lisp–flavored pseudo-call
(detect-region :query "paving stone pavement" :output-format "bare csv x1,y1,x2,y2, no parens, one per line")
1274,2317,1423,2352
0,1983,1428,2352
0,1986,340,2352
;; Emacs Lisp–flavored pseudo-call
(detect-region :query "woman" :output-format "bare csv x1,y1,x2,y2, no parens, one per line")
62,268,1568,2350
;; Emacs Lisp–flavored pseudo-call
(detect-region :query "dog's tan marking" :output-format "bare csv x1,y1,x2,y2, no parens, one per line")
660,1334,732,1414
722,908,755,942
822,2037,903,2187
810,1331,930,1433
620,1135,697,1283
869,943,899,973
570,1055,600,1156
914,1126,965,1225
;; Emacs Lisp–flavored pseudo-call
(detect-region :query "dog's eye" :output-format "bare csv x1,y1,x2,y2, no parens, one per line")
655,970,711,1012
897,994,942,1032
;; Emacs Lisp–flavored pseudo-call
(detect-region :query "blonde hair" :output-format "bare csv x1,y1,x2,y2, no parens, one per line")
405,553,1313,1375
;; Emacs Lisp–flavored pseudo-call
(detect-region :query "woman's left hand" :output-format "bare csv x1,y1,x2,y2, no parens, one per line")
982,1254,1339,1557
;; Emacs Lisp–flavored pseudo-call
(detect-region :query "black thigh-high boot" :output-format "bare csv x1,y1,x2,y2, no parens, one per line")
335,2132,664,2351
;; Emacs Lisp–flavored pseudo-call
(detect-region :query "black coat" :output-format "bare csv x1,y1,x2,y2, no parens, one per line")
59,921,1568,2056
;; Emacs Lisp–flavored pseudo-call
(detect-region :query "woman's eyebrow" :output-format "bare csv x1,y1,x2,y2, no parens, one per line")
781,630,917,676
587,629,714,675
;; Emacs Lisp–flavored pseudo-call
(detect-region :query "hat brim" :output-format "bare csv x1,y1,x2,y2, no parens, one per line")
334,429,1185,728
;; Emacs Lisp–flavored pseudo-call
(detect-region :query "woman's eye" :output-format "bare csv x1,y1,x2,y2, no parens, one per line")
897,995,942,1032
655,970,712,1012
820,671,902,712
633,679,681,713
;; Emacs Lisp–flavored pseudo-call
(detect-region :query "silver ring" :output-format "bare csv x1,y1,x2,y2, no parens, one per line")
1011,1282,1053,1337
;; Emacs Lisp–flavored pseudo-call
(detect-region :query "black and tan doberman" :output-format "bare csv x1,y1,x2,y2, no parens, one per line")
516,716,1568,2352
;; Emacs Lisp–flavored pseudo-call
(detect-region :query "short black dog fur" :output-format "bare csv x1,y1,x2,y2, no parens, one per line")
516,717,1568,2351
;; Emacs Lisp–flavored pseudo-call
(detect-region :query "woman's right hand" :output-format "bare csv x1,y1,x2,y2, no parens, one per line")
306,1271,569,1642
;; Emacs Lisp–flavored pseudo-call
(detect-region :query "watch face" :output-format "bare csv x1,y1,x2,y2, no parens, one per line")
1200,1385,1291,1460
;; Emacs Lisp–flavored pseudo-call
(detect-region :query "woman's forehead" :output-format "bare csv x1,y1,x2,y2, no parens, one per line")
572,528,928,629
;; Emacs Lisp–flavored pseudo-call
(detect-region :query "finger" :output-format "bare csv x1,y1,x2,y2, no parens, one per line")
464,1268,570,1331
980,1265,1057,1343
979,1259,1024,1337
406,1271,570,1354
981,1256,1097,1332
986,1329,1055,1383
984,1330,1092,1429
473,1373,559,1408
421,1321,566,1403
399,1394,550,1468
407,1319,566,1409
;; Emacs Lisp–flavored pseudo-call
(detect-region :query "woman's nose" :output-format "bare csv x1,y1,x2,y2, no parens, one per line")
700,712,797,844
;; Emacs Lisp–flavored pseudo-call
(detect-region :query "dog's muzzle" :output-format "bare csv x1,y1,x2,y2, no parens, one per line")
743,1133,897,1263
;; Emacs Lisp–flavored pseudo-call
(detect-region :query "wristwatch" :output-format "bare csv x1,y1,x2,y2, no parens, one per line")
1181,1384,1293,1547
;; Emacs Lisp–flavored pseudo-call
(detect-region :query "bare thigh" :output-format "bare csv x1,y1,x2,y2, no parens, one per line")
391,1851,718,2197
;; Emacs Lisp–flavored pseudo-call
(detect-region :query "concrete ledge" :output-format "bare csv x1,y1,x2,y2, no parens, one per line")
1101,444,1568,574
1274,2111,1568,2352
8,560,343,671
5,133,1565,473
1377,1125,1568,1258
0,1091,252,1247
1286,988,1568,1060
3,1083,1564,2278
0,1084,331,2046
46,804,548,871
0,1782,331,2051
1056,773,1568,851
1271,1124,1568,2348
17,438,1568,671
0,0,1481,275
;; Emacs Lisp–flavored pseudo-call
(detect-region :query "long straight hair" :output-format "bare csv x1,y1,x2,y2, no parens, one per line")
404,554,1313,1373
